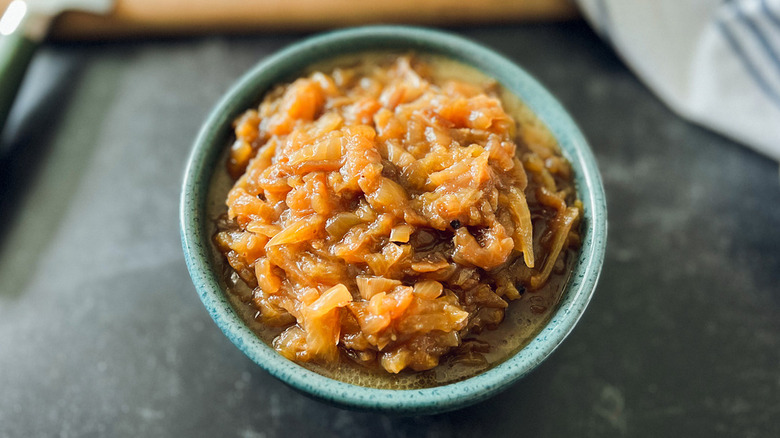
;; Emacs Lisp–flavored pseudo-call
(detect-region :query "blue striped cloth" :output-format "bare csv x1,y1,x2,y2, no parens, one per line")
577,0,780,161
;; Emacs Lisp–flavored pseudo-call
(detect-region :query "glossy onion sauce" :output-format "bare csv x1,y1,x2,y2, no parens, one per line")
208,53,582,388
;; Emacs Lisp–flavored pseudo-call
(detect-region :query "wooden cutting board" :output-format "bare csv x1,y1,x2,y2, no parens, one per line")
1,0,579,40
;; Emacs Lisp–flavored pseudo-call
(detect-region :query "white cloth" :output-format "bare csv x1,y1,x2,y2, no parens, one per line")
576,0,780,161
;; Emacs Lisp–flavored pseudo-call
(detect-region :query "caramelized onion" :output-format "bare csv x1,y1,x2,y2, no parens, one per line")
215,55,581,375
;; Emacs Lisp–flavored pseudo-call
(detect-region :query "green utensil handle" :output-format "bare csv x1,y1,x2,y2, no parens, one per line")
0,4,40,131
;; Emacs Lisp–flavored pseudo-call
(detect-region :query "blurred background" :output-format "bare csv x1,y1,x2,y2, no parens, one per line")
0,1,778,437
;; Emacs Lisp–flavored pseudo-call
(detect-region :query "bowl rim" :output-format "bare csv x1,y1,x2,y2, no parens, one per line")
181,25,607,415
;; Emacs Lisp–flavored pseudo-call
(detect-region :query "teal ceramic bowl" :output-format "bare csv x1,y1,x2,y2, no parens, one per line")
181,25,607,415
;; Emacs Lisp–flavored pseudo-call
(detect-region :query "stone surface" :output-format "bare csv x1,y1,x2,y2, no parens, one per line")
0,22,778,438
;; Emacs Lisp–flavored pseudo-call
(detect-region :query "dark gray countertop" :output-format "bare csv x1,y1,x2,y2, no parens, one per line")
1,22,778,437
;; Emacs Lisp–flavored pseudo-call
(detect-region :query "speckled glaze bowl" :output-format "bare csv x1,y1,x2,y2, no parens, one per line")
180,25,607,415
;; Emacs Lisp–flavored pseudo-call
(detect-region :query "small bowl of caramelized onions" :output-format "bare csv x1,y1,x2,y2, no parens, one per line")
181,26,607,415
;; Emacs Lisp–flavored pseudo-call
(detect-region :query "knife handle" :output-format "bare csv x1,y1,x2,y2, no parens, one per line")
0,1,43,130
